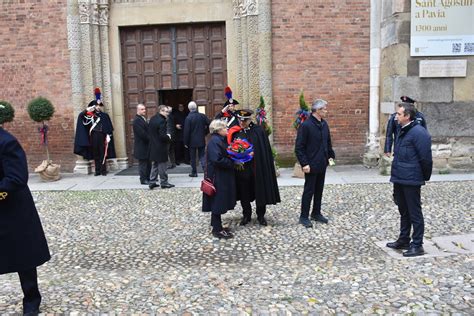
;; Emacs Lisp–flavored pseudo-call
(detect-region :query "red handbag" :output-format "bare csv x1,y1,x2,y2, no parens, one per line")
201,152,216,196
201,178,216,197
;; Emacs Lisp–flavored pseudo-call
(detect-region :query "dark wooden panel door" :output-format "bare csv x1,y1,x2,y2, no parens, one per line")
120,22,227,163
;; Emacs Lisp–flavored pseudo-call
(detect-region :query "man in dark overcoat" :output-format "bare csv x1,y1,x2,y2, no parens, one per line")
229,109,280,226
173,103,187,164
166,106,177,169
183,101,210,177
0,126,51,314
133,104,150,185
73,99,116,176
148,105,174,189
387,102,432,257
295,99,335,228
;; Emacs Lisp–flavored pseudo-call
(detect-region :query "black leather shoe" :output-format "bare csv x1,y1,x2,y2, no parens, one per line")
167,164,176,169
257,217,268,226
212,230,234,239
148,183,159,190
403,246,425,257
189,173,198,177
140,180,150,185
161,183,175,189
311,213,328,224
386,240,410,250
299,217,313,228
94,172,100,176
240,216,251,226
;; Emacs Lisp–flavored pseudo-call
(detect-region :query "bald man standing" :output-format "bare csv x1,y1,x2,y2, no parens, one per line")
133,104,151,185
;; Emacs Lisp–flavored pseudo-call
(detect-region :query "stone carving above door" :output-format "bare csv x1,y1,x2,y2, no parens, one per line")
233,0,258,18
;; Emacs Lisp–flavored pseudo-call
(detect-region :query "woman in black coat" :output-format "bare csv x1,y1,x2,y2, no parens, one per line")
202,119,236,239
0,126,51,313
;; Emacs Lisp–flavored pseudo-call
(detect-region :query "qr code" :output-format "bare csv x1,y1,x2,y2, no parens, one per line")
452,43,462,53
464,43,474,53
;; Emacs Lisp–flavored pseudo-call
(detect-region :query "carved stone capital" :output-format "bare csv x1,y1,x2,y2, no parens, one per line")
78,0,90,24
90,1,100,25
98,4,109,25
233,0,258,19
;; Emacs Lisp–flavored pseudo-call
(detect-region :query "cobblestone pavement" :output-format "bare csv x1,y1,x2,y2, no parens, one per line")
1,182,473,314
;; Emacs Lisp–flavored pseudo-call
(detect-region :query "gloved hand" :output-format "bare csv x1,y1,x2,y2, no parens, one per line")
106,134,111,143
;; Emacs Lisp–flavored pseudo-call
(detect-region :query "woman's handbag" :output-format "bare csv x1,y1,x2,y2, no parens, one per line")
201,151,216,197
201,178,216,197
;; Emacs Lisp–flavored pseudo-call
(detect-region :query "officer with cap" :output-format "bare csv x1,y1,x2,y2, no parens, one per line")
384,96,427,157
228,109,280,226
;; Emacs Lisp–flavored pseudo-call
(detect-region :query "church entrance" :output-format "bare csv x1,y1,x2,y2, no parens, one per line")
120,22,227,163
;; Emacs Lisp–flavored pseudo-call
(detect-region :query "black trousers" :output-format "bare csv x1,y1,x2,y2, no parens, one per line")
394,183,424,247
189,146,205,174
18,268,41,313
91,131,107,175
300,171,326,219
237,176,266,219
175,140,185,163
211,213,223,232
168,141,176,165
138,159,151,183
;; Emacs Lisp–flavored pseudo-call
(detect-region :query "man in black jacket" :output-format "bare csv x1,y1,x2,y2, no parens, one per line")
148,105,174,189
295,99,335,228
386,102,432,257
133,104,150,185
183,101,210,177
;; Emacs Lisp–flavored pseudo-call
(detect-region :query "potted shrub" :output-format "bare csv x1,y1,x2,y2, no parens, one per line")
292,90,310,178
27,97,61,181
0,100,15,126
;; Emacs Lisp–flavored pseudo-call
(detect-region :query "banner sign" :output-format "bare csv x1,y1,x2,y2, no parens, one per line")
411,0,474,56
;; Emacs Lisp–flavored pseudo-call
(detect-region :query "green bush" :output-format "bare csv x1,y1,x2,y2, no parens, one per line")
0,100,15,124
27,97,55,122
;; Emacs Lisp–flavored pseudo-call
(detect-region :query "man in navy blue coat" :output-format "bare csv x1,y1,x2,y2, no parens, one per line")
295,99,335,228
0,125,51,314
387,102,432,257
183,101,210,177
384,96,427,156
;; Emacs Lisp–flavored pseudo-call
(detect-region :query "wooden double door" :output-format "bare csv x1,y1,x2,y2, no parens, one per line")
120,22,227,163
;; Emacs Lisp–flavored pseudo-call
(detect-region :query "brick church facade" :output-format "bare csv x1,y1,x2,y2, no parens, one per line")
1,0,472,173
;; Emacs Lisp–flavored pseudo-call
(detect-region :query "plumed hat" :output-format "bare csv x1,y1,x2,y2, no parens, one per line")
224,86,239,106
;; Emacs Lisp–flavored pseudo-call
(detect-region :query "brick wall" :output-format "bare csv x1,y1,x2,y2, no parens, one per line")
0,0,75,172
272,0,370,163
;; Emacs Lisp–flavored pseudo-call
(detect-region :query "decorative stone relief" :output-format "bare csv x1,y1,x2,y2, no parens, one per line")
233,0,258,18
91,1,100,25
98,4,109,25
79,1,90,24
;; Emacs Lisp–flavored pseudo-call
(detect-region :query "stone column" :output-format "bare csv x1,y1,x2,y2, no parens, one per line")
68,0,91,174
90,0,103,91
363,0,382,168
233,0,261,108
258,0,273,142
78,0,94,105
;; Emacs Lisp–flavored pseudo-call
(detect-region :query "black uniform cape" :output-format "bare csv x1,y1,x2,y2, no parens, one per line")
73,111,116,160
231,123,280,206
